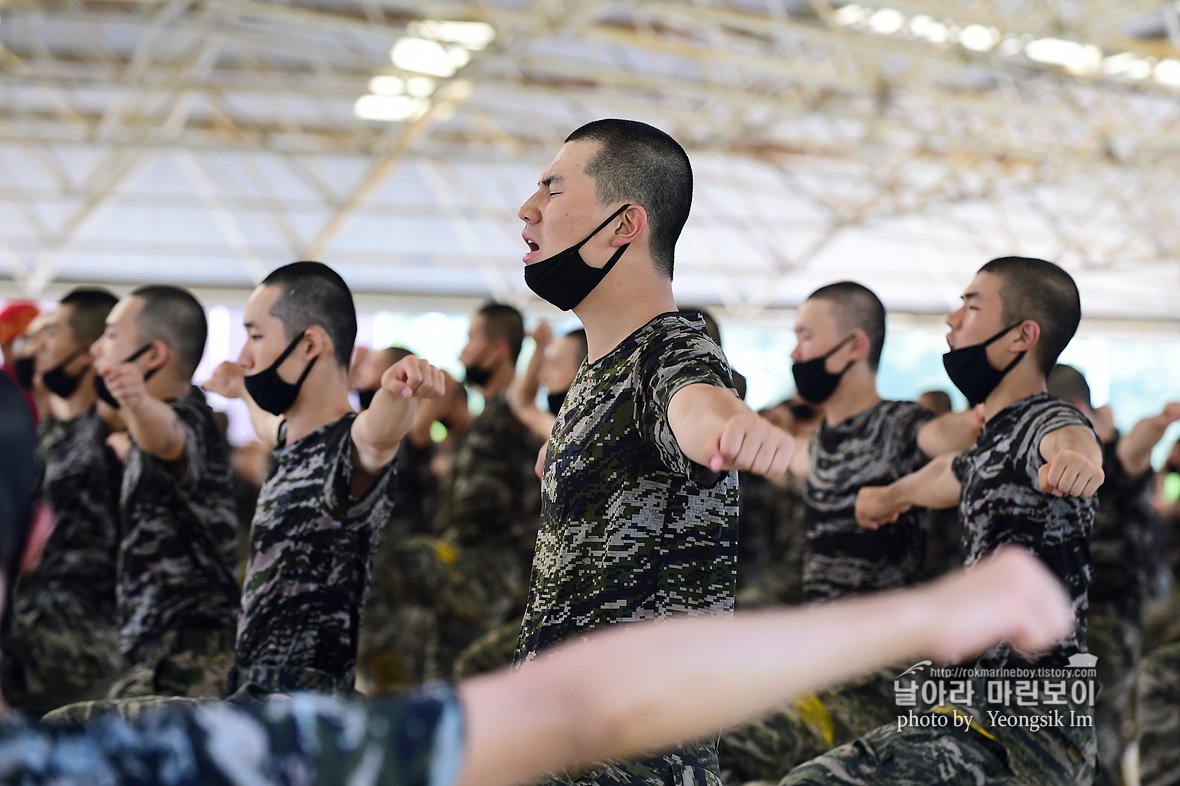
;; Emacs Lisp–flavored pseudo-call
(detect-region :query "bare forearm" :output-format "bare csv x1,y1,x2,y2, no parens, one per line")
352,392,415,475
917,411,979,459
455,547,1070,786
458,595,932,786
1117,415,1172,478
894,453,961,510
246,396,281,449
123,398,186,462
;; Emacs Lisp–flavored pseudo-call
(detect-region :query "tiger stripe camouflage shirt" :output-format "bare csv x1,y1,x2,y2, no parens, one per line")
803,400,933,601
235,414,397,693
19,407,122,618
952,393,1096,669
118,395,240,657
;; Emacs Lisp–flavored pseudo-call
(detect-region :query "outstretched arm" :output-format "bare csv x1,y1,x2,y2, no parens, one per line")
98,363,186,465
788,431,811,479
509,321,551,412
1038,424,1104,498
507,323,559,442
668,384,794,479
1116,402,1180,478
456,546,1072,786
202,360,282,448
857,452,961,529
916,407,983,459
350,355,445,496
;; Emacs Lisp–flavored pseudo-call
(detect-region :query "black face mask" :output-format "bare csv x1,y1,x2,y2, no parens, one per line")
244,332,318,416
463,363,492,389
791,334,856,404
942,322,1025,406
41,347,87,399
13,357,35,392
524,204,631,311
93,343,158,409
547,390,567,416
356,388,377,410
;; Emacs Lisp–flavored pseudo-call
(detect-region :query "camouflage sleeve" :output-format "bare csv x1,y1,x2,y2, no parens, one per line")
169,396,214,492
951,449,970,486
1021,401,1096,487
895,402,934,468
322,415,399,522
638,326,734,480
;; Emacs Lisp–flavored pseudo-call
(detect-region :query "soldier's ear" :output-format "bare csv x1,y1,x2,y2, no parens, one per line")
303,326,330,360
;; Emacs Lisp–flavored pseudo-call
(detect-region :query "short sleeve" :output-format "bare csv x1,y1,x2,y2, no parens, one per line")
951,450,970,485
172,397,212,493
1021,401,1096,487
322,415,399,520
637,318,735,482
889,402,935,467
131,397,214,495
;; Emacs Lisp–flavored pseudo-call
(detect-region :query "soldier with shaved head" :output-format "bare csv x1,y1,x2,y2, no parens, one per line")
1,287,124,716
514,118,794,786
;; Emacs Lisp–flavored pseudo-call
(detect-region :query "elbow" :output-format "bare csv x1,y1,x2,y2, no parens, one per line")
158,434,188,464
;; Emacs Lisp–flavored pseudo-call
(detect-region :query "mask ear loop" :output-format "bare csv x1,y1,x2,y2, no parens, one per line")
290,356,319,388
986,322,1027,373
269,331,308,371
821,333,859,375
123,342,163,382
279,331,319,387
577,203,632,277
572,203,632,252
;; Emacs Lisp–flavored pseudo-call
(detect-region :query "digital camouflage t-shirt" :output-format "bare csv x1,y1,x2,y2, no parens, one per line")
803,400,933,601
118,395,240,657
0,683,464,786
517,312,738,786
235,414,397,693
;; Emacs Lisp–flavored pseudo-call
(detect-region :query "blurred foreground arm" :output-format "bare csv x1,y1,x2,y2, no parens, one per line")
456,546,1071,786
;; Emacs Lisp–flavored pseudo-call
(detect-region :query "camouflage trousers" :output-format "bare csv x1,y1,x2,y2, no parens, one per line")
719,670,900,783
1087,602,1140,786
777,706,1096,786
1136,638,1180,786
0,596,123,718
357,535,523,692
44,627,234,727
541,742,723,786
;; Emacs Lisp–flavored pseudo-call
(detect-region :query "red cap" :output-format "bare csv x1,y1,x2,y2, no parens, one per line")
0,301,40,345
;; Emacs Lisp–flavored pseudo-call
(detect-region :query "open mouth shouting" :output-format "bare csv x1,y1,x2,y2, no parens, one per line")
522,232,541,264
